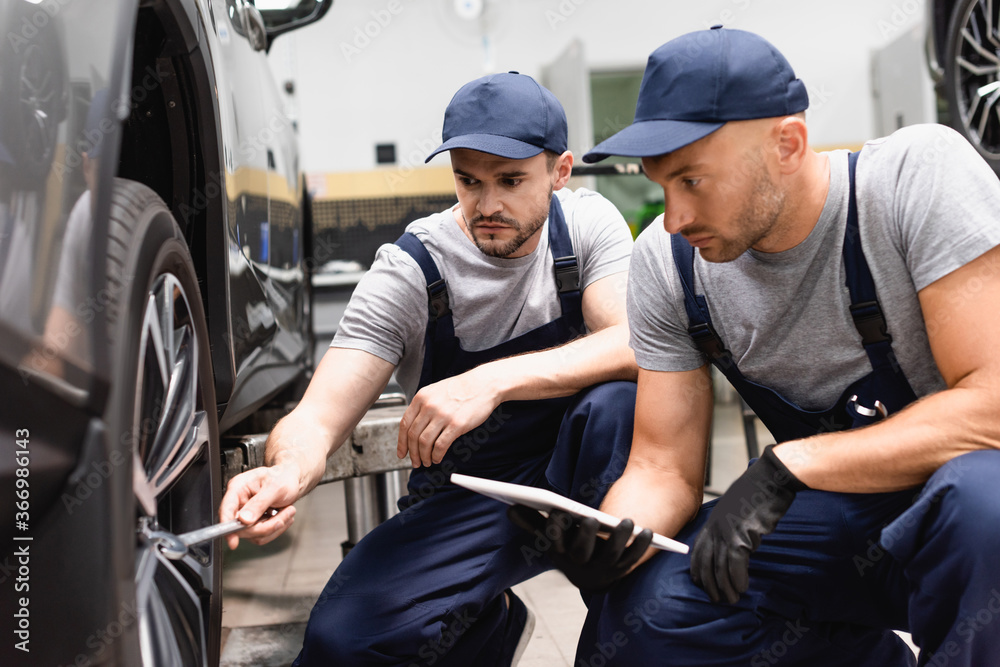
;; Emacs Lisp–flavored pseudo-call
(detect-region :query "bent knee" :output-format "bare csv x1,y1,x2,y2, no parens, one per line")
925,451,1000,524
298,593,439,664
887,451,1000,559
577,380,637,409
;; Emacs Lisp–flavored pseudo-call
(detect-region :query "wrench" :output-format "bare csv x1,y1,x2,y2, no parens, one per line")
144,508,280,560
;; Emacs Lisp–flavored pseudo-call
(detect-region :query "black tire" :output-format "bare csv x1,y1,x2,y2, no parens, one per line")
944,0,1000,174
104,179,222,666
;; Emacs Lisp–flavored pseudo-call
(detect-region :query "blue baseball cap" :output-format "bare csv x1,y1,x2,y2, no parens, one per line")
583,27,809,163
425,71,568,162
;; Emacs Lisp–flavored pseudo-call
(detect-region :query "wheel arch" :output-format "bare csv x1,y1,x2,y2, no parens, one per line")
929,0,958,83
117,0,237,416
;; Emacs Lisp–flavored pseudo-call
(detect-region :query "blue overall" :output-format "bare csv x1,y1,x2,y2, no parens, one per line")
575,152,1000,666
294,196,637,666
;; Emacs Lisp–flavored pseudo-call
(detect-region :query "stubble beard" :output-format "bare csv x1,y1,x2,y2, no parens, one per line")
702,157,786,263
465,188,553,258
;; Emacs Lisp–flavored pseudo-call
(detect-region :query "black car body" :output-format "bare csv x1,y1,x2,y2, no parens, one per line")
0,0,330,664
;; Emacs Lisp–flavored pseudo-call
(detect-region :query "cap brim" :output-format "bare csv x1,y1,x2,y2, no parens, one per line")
582,119,725,163
425,134,544,163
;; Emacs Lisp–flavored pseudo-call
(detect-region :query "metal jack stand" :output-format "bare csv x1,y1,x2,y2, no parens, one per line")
341,469,410,557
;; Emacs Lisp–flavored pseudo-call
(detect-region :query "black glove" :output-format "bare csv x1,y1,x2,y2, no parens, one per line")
691,445,807,604
507,505,653,592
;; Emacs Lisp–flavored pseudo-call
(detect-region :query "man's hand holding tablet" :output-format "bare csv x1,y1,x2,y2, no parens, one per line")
450,473,688,592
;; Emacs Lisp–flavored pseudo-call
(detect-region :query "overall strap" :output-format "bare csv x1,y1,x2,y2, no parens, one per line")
547,195,583,318
669,233,736,373
394,232,455,387
844,151,895,360
664,154,916,441
838,150,917,417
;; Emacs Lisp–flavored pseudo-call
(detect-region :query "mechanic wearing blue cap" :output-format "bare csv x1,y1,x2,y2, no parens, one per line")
510,26,1000,665
221,72,640,665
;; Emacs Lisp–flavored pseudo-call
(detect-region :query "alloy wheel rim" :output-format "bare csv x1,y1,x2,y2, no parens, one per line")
953,0,1000,160
132,273,212,666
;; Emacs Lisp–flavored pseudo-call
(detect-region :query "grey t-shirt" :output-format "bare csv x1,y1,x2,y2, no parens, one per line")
629,124,1000,410
333,186,633,399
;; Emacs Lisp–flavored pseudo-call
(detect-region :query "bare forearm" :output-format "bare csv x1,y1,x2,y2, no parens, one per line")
478,323,637,402
778,381,1000,492
593,366,713,564
262,409,339,497
602,465,701,535
600,462,702,566
264,348,395,496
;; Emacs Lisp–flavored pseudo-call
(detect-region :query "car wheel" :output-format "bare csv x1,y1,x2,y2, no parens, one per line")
945,0,1000,173
104,179,222,666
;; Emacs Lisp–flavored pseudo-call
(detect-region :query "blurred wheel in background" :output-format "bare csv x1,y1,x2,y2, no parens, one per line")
944,0,1000,173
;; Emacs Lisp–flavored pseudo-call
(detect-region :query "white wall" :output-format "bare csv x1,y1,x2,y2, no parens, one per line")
267,0,930,174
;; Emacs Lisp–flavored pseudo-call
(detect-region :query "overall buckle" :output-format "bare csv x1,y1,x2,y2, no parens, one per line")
553,256,580,293
688,322,732,363
849,301,891,346
427,279,451,321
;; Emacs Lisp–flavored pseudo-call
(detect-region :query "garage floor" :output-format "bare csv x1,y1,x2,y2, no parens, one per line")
218,400,917,665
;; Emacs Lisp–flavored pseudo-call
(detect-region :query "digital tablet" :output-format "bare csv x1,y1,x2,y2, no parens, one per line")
450,473,689,554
